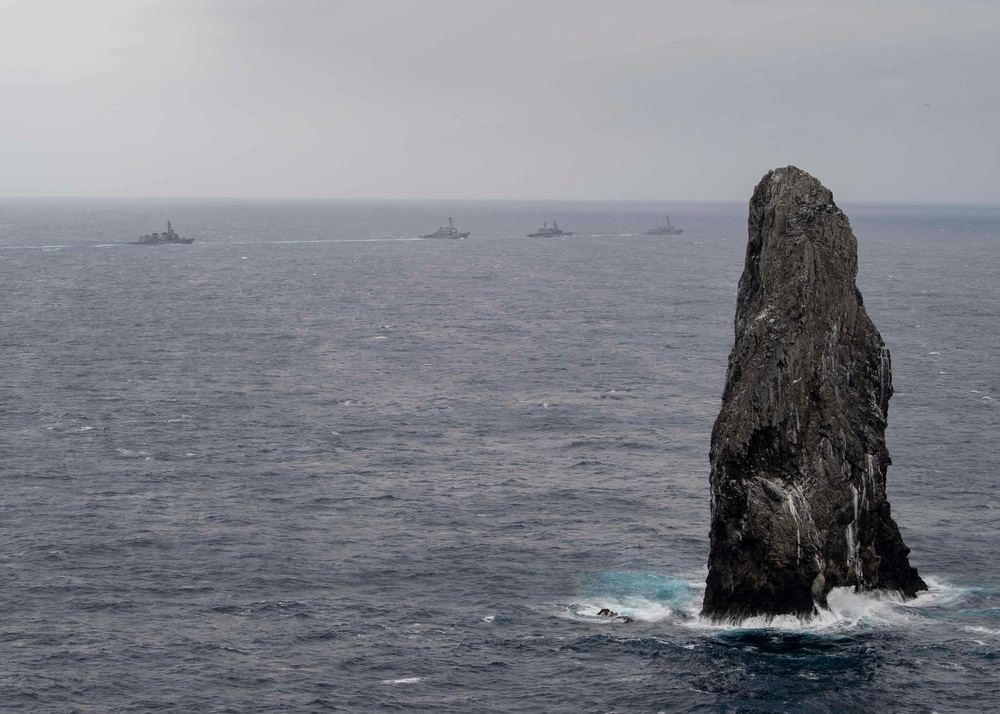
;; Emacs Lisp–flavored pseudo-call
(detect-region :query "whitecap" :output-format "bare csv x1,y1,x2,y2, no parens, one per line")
381,677,421,685
115,448,150,458
962,626,1000,636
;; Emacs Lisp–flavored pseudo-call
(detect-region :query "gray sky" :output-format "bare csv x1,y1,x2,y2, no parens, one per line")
3,0,998,202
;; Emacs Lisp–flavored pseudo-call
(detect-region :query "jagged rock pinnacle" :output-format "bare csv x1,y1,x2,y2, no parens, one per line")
701,166,926,623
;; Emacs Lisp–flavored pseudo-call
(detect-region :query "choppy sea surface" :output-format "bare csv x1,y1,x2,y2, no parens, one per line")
1,198,997,712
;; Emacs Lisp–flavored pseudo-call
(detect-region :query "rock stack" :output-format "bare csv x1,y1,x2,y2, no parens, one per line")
702,166,925,623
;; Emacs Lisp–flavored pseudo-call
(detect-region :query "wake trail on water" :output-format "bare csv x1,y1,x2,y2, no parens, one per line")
0,237,427,251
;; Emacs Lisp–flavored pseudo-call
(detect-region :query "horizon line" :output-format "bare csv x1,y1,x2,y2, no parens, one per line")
1,195,998,207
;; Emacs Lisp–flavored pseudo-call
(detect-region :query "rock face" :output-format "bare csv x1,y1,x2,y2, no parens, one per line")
702,166,926,623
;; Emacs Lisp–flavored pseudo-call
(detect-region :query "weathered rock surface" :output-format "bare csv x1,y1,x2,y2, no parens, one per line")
702,166,926,623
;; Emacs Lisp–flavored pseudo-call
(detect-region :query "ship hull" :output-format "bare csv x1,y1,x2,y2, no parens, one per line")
128,238,195,245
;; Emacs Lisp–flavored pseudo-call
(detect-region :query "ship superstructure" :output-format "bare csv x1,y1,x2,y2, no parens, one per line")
130,221,194,245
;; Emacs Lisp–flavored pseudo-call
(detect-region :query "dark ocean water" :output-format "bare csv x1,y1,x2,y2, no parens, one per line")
1,199,997,712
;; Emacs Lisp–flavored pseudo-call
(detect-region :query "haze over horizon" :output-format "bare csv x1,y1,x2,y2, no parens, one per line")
3,0,998,204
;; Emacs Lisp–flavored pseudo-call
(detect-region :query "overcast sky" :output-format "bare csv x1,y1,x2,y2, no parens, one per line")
2,0,998,202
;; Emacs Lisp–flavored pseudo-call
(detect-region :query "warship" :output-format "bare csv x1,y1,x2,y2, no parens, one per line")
527,221,573,237
130,221,194,245
643,216,683,235
420,217,469,239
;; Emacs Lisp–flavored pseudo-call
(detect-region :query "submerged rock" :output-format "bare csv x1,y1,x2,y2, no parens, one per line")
702,166,926,623
597,608,634,623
